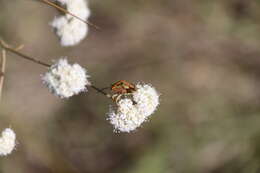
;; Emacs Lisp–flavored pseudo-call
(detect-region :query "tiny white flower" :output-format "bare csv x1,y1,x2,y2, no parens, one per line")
108,99,146,133
0,128,16,156
133,83,160,117
42,58,90,98
51,0,91,46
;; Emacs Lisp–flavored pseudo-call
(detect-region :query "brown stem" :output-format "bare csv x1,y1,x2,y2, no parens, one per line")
0,49,6,101
90,85,111,98
40,0,100,31
0,39,110,97
0,39,50,67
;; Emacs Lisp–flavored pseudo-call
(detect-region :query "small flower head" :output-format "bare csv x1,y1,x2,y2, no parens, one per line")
108,99,146,133
107,81,160,133
52,0,90,46
51,17,88,47
0,128,16,156
42,58,90,98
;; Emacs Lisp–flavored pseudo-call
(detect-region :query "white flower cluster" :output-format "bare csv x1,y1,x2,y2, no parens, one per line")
0,128,16,156
51,0,90,46
42,58,91,98
108,84,160,133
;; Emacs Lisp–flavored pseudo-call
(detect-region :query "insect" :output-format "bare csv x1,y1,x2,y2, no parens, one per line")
111,80,136,94
110,80,136,103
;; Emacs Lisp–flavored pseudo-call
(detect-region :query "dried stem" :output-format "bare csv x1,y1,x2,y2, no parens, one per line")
40,0,100,31
0,38,110,97
90,85,111,98
0,49,6,101
0,39,50,67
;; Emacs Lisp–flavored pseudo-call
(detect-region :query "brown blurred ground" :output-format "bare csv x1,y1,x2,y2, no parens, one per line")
1,0,260,172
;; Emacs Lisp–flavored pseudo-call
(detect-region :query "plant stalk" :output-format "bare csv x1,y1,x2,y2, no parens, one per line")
0,39,109,97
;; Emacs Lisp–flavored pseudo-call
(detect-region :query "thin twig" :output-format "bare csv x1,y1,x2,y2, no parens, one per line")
90,85,111,98
0,39,50,67
0,39,110,97
40,0,100,31
0,49,6,101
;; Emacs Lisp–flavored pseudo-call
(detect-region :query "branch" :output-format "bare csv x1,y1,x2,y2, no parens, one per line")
90,85,111,98
0,39,110,98
0,49,6,101
0,39,50,67
40,0,101,31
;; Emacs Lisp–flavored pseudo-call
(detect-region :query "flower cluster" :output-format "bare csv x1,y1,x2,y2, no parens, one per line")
0,128,16,156
51,0,90,46
108,83,160,133
42,58,91,98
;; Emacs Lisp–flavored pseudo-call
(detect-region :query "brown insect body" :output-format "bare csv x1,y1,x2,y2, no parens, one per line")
111,80,136,94
111,80,136,103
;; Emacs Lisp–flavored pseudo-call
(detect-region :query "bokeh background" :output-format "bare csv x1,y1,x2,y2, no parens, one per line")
1,0,260,172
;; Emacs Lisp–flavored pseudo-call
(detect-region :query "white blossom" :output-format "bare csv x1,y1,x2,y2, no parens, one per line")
133,83,160,117
108,99,146,133
51,0,90,46
0,128,16,156
107,83,160,133
42,58,90,98
51,17,88,47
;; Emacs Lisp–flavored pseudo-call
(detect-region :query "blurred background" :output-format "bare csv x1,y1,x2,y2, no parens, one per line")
1,0,260,172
